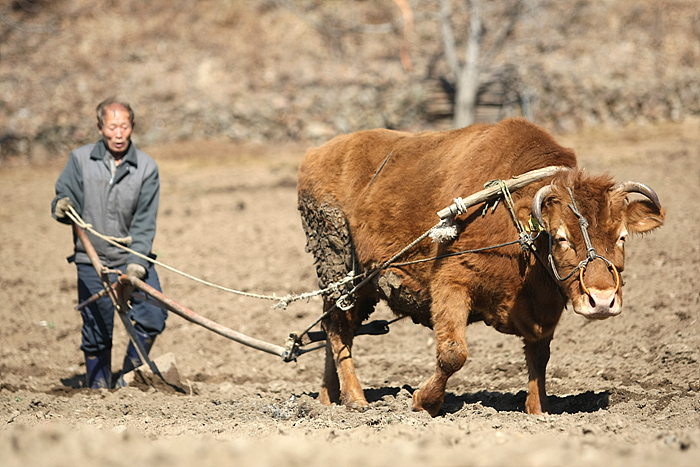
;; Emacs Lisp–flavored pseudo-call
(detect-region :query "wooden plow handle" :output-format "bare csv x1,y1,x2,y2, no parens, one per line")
122,275,290,359
72,224,162,380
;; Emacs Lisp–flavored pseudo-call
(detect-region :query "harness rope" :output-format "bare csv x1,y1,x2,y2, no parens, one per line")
288,219,540,346
65,170,589,355
64,175,547,317
484,178,526,233
65,206,356,310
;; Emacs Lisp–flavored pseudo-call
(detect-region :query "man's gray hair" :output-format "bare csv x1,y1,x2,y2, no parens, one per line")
96,98,135,129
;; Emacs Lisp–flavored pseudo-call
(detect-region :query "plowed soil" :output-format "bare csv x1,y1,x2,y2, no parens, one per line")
1,120,699,466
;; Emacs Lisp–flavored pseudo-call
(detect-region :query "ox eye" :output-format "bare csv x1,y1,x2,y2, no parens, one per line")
616,228,629,247
555,234,569,248
617,233,628,247
554,227,570,249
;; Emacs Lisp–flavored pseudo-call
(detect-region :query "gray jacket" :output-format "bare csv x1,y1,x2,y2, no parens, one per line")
52,140,160,269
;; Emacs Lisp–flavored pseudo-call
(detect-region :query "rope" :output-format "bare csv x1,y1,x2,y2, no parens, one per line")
63,175,541,315
61,172,564,357
484,178,526,234
289,223,439,340
391,237,531,267
545,187,619,284
65,207,356,310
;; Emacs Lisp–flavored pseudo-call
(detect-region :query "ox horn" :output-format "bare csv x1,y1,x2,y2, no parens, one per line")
611,181,662,209
531,184,553,228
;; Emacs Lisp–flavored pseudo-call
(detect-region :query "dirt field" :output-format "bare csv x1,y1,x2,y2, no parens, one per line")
1,120,699,466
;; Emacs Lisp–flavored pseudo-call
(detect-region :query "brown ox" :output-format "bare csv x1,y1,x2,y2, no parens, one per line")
297,118,665,416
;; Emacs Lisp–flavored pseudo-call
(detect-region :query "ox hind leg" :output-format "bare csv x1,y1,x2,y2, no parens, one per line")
413,289,469,417
298,195,374,409
320,293,376,409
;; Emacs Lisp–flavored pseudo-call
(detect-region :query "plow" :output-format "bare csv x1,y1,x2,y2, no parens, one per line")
71,166,565,388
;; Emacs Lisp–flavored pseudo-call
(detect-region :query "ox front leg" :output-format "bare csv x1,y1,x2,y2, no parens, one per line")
319,302,368,410
524,336,552,414
413,292,469,417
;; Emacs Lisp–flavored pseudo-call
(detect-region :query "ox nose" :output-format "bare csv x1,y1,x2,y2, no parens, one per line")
582,287,621,319
587,288,615,310
577,262,622,319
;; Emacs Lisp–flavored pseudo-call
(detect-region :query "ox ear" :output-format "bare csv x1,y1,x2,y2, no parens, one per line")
515,199,534,227
625,200,665,234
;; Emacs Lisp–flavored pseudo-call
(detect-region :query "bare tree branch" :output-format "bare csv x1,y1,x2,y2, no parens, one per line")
393,0,414,72
439,0,461,79
15,0,42,14
0,11,56,35
481,0,524,68
280,0,403,39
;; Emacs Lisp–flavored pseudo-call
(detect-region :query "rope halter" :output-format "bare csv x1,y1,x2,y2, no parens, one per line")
543,187,621,296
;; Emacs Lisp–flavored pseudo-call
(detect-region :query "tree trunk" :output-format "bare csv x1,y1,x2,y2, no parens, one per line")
453,0,482,128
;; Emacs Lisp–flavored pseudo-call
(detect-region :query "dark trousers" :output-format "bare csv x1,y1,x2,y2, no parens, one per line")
77,262,168,354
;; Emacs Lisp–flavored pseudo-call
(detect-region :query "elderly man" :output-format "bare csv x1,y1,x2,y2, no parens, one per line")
51,98,167,389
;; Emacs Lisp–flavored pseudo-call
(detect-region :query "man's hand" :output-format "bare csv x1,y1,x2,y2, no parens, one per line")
126,263,147,280
120,263,146,303
54,197,73,219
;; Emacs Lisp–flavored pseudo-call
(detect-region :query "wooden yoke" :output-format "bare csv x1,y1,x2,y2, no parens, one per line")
437,166,568,220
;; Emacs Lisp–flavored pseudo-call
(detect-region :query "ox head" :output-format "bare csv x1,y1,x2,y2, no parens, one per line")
531,172,665,320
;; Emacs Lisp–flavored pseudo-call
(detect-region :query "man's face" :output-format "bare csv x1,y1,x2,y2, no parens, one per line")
98,105,133,157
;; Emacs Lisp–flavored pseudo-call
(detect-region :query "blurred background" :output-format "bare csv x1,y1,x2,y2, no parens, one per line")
1,0,698,164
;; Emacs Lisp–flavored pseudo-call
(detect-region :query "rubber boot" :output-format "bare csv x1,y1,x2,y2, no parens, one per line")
84,350,112,389
115,329,155,387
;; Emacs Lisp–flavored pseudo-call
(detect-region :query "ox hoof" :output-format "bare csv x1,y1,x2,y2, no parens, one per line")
347,402,369,412
342,398,369,412
411,389,442,417
525,399,549,415
318,389,336,406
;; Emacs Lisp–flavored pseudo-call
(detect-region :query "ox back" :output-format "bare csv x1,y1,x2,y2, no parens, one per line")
297,117,664,416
